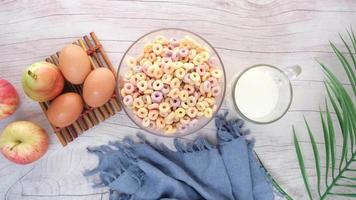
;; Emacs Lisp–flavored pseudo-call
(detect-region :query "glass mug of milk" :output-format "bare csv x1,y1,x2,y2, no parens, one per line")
231,64,301,124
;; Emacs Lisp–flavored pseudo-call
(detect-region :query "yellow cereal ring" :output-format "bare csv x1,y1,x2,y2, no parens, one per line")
204,107,213,118
168,88,180,99
198,96,205,102
164,112,175,125
170,78,181,88
142,117,150,127
204,98,215,105
153,67,163,79
124,70,134,80
141,59,152,67
189,72,200,82
137,107,148,118
196,102,206,111
156,117,165,129
179,39,191,49
135,72,146,81
180,101,189,109
174,68,186,79
152,80,164,90
172,61,183,69
198,51,210,61
144,43,153,53
152,43,163,55
137,80,148,91
142,95,152,105
175,108,186,118
148,53,157,62
120,88,126,97
162,74,172,84
126,57,137,68
202,72,211,81
188,49,197,60
179,90,189,101
163,64,175,74
133,98,144,108
202,100,209,108
187,96,197,106
183,63,194,71
164,125,175,134
193,55,204,65
155,35,167,44
211,69,223,79
144,89,154,95
159,102,171,113
197,111,204,117
146,65,156,77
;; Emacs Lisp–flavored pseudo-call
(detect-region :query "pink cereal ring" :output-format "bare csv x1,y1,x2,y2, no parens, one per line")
162,57,172,65
133,92,140,98
148,110,159,120
123,95,133,106
203,81,211,92
187,107,198,118
208,56,219,67
161,84,170,95
184,84,195,95
170,37,179,47
148,103,159,110
171,52,179,61
183,74,191,84
208,77,218,87
196,65,206,76
133,65,142,72
124,83,135,94
211,86,221,96
148,121,156,129
179,48,189,57
180,116,191,125
170,98,181,107
129,76,137,85
151,91,163,103
147,79,154,89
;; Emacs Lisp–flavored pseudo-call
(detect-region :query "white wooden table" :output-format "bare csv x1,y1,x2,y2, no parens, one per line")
0,0,355,199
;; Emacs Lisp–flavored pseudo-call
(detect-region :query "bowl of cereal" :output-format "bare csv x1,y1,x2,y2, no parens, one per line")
117,28,225,137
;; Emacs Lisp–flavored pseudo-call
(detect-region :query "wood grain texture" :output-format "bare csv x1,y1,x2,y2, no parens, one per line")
0,0,355,199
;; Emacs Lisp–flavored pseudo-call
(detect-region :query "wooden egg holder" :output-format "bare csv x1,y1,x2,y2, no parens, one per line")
40,32,120,146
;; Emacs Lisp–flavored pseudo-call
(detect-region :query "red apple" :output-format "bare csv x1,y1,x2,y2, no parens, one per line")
22,61,64,102
0,79,19,120
0,121,49,164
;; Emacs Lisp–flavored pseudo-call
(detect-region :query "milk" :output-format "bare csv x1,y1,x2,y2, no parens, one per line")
234,68,279,120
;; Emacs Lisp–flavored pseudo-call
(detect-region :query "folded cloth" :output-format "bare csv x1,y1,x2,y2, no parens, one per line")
84,113,274,200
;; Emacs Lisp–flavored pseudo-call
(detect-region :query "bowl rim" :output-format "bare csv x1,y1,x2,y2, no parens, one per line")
117,28,226,137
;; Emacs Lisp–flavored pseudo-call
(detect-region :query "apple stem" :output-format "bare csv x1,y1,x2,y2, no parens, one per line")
27,70,37,80
10,140,21,151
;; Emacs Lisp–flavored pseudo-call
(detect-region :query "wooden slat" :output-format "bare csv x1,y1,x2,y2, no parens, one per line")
38,33,121,145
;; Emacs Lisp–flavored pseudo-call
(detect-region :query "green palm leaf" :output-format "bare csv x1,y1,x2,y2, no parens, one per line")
290,28,356,200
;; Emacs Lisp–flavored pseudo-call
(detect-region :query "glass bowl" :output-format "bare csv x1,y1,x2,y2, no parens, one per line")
117,28,226,137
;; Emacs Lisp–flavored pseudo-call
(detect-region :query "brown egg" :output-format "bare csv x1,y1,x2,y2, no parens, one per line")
47,92,83,128
59,44,91,84
83,68,115,108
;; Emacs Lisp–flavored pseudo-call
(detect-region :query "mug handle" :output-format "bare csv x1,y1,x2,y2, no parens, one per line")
283,65,302,80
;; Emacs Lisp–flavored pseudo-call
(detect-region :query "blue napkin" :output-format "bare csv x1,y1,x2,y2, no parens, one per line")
85,113,274,200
